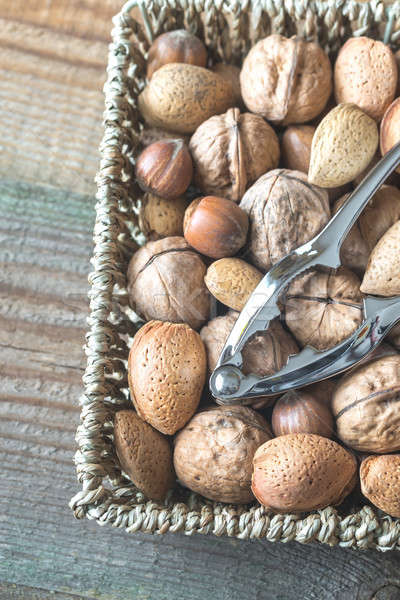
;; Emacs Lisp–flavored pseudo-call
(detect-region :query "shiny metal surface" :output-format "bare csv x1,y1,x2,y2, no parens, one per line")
210,141,400,403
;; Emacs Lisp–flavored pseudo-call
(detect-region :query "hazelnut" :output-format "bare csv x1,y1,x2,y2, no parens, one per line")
335,185,400,275
189,108,279,202
135,139,193,199
200,312,298,378
285,267,363,351
252,434,357,513
361,220,400,296
204,258,262,311
129,320,206,435
281,125,315,173
334,37,397,122
139,193,187,240
174,405,272,503
211,63,243,107
308,104,379,188
146,30,207,79
360,454,400,518
271,390,334,438
139,127,189,148
332,355,400,453
127,236,210,330
380,98,400,173
239,169,330,272
138,63,235,134
240,35,332,125
184,196,249,259
114,410,175,501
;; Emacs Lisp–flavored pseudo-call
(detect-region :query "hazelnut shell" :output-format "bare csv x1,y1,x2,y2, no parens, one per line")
184,196,249,259
252,433,357,513
271,390,334,438
174,405,272,503
114,410,175,501
146,30,207,79
128,320,206,435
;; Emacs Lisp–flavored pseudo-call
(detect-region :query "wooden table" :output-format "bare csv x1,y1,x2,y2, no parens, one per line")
2,2,400,598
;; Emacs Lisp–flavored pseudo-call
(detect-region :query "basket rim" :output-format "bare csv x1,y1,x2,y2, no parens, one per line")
69,0,400,551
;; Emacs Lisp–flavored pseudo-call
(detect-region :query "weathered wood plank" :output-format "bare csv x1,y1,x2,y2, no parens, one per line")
2,179,400,600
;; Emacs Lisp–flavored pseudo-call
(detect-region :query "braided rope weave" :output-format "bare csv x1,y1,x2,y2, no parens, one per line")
70,0,400,550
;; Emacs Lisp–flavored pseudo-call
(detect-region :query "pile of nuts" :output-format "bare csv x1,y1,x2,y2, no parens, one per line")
113,30,400,517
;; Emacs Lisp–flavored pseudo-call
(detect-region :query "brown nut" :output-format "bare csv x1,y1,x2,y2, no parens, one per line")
204,258,262,311
189,108,279,202
361,220,400,296
303,379,337,407
184,196,249,259
129,321,206,435
285,267,363,350
335,185,400,275
281,125,315,173
271,390,334,438
240,169,330,271
211,63,243,107
381,98,400,173
138,63,235,134
252,434,357,513
114,410,175,501
240,35,332,125
139,193,187,240
334,37,397,122
200,311,298,378
308,104,379,188
127,237,210,330
174,406,272,503
135,139,193,199
146,30,207,79
332,355,400,453
388,323,400,350
360,454,400,518
139,127,190,148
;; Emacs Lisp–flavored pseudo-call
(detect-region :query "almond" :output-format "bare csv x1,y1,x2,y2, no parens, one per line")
308,104,379,187
128,320,206,435
114,410,175,501
360,454,400,518
204,258,263,311
380,97,400,173
361,220,400,296
138,63,235,134
252,433,357,512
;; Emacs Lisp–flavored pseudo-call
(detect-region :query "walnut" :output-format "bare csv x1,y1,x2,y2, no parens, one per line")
334,185,400,275
332,355,400,453
284,267,364,350
127,237,210,330
240,35,332,125
174,405,272,503
239,169,330,271
189,108,279,202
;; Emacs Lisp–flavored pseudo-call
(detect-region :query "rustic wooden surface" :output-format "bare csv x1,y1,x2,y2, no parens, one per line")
2,1,400,599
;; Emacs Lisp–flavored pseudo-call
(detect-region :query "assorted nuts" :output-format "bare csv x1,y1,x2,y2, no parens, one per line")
112,29,400,519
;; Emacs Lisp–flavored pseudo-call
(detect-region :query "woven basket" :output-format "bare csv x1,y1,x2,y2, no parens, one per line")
70,0,400,551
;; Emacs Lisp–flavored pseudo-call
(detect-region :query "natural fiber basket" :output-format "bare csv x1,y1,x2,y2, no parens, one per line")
70,0,400,550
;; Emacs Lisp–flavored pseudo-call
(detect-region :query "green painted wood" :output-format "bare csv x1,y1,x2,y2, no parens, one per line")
2,179,400,600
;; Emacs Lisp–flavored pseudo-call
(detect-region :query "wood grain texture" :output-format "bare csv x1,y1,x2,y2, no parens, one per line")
1,0,400,598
